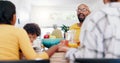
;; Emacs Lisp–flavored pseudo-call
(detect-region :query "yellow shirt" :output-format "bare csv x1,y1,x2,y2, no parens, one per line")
70,23,81,43
0,24,48,60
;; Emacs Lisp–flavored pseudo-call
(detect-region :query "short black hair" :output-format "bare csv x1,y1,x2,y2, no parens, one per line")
0,1,16,24
23,23,41,36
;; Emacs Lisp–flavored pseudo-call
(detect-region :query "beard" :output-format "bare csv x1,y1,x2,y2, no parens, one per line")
77,13,85,23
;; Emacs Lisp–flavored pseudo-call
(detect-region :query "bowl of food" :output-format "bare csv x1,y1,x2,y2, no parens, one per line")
42,38,63,48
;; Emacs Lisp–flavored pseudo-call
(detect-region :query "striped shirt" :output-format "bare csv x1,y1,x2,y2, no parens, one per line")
65,2,120,62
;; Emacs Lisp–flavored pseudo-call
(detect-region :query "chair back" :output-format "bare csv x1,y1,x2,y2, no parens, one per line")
75,58,120,63
0,60,50,63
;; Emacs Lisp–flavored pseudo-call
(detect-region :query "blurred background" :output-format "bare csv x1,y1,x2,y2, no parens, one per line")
9,0,104,38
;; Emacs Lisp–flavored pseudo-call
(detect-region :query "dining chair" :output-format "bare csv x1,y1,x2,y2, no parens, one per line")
0,60,50,63
75,58,120,63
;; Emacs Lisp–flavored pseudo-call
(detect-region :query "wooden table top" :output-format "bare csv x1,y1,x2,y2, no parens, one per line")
50,52,69,63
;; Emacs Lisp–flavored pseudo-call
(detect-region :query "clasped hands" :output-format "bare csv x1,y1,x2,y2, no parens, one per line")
57,40,70,52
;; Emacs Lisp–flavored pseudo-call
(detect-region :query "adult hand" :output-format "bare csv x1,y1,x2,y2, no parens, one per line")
58,42,69,52
58,46,69,52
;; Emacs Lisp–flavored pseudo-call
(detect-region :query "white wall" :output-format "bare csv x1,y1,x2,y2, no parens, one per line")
9,0,104,38
9,0,104,28
30,5,78,27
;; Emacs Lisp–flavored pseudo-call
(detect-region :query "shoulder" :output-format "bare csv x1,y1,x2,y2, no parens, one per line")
70,23,78,29
81,7,108,32
53,29,61,31
12,27,27,34
70,23,78,26
87,3,120,23
83,5,110,25
88,9,106,23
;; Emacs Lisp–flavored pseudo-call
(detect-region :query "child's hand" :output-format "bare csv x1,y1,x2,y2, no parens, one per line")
58,41,69,52
58,45,69,52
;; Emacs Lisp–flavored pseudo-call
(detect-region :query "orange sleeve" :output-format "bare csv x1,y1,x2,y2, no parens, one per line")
36,52,49,59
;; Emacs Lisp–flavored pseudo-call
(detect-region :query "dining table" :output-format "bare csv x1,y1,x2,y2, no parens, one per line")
50,52,69,63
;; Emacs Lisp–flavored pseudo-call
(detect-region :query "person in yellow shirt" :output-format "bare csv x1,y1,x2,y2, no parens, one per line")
0,1,58,60
19,23,41,59
51,24,62,38
69,4,90,46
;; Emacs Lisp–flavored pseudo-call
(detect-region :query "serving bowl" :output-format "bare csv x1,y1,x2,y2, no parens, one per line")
42,38,63,48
